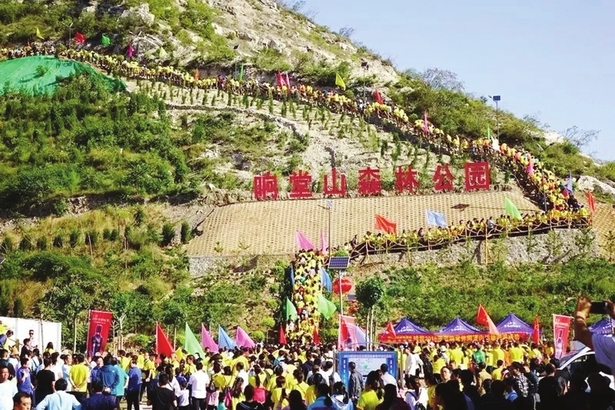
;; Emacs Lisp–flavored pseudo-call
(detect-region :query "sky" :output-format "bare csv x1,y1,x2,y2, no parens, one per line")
303,0,615,161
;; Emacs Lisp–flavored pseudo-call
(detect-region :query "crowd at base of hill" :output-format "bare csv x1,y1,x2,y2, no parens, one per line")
1,338,609,410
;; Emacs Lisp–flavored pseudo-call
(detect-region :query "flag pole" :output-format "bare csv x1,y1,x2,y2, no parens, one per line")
484,224,489,265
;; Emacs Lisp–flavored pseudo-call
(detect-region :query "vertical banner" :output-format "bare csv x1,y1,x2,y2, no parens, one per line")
553,314,572,359
86,310,113,358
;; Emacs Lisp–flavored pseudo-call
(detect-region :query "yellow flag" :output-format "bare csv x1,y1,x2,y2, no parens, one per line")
335,72,346,90
36,27,44,40
174,347,184,360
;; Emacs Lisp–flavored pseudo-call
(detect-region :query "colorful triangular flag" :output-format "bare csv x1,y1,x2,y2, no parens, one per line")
217,325,237,350
385,321,396,336
36,28,44,40
373,89,384,104
476,304,499,335
285,297,298,321
423,112,429,133
566,173,574,194
312,326,321,345
335,72,346,90
155,322,174,357
587,191,596,213
426,210,447,227
320,268,333,292
504,197,522,220
296,230,315,250
279,325,287,345
375,214,397,234
101,34,111,46
201,324,218,353
236,326,256,348
317,293,337,320
74,32,86,44
184,323,206,359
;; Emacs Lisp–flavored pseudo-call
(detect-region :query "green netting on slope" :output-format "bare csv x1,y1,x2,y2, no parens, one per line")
0,55,126,95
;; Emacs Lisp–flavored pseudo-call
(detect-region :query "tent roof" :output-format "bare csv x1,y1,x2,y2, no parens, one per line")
394,317,431,335
589,318,613,335
496,313,533,334
438,317,481,334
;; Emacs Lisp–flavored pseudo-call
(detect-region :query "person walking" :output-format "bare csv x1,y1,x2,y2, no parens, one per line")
35,379,82,410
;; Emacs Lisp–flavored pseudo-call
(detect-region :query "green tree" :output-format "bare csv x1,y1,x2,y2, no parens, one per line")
356,277,385,348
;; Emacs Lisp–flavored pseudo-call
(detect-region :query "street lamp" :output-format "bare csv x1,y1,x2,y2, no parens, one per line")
488,95,501,137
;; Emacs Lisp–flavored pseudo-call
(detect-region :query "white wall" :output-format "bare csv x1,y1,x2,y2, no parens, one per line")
0,317,62,351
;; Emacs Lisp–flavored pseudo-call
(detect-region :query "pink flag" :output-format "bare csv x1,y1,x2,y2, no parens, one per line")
276,72,284,87
200,324,218,353
285,72,291,88
423,112,429,133
126,44,134,58
320,231,328,254
236,326,256,348
526,159,534,176
296,230,315,250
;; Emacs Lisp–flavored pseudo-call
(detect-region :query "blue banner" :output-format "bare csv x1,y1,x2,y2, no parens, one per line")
337,351,398,387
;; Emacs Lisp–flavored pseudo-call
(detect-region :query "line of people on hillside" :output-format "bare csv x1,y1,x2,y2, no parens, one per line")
0,43,585,222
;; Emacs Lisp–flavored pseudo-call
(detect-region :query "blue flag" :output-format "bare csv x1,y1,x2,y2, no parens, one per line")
217,325,237,350
426,210,447,227
566,173,573,194
289,266,295,286
320,268,333,292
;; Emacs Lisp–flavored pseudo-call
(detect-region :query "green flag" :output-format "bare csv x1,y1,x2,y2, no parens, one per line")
184,323,206,359
335,72,346,90
285,297,297,321
238,64,244,81
101,34,111,46
505,198,522,220
317,294,337,320
486,125,492,140
36,27,44,40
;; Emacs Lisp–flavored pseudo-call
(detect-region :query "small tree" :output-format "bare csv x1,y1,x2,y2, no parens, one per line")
36,237,48,251
69,229,81,248
161,223,175,246
53,235,64,248
356,277,385,349
180,221,192,244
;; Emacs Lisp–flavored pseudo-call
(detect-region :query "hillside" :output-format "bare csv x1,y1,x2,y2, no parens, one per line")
1,0,615,348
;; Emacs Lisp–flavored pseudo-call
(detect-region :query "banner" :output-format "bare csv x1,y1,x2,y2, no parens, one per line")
338,351,397,386
86,310,113,358
553,314,572,359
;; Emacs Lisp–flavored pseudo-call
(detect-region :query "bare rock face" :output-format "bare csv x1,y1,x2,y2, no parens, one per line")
121,3,155,26
576,176,615,198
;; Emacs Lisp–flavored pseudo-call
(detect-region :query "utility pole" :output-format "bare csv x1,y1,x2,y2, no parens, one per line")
489,95,501,136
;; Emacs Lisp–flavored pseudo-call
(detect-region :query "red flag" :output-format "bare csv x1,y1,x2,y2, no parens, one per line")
279,325,287,345
194,69,199,81
285,72,291,88
532,316,540,344
312,326,321,345
587,191,596,213
155,322,174,357
276,72,286,87
373,89,384,104
375,214,397,234
386,321,396,336
74,32,86,44
476,304,499,334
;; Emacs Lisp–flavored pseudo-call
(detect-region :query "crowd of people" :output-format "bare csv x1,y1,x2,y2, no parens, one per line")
344,208,589,258
2,329,612,410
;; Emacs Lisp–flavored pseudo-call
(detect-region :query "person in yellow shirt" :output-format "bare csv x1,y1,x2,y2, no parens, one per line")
529,343,543,362
291,369,308,401
491,360,505,380
432,353,447,379
491,343,505,366
119,350,131,371
69,353,89,402
448,343,464,369
509,342,525,364
356,371,381,410
271,376,288,410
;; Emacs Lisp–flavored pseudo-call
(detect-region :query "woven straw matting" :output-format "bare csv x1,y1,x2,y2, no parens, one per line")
187,188,542,256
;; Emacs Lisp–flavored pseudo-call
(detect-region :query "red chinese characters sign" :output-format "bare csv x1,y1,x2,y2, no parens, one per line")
252,162,490,200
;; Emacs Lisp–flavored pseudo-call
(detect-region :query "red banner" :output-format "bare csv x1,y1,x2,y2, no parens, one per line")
553,314,572,359
87,310,113,358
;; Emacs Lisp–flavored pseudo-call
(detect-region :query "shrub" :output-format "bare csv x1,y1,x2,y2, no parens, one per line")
36,237,48,251
69,229,81,248
102,228,111,240
180,221,191,244
1,237,14,253
161,223,175,246
52,235,64,248
109,229,119,242
85,230,99,247
19,236,33,251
